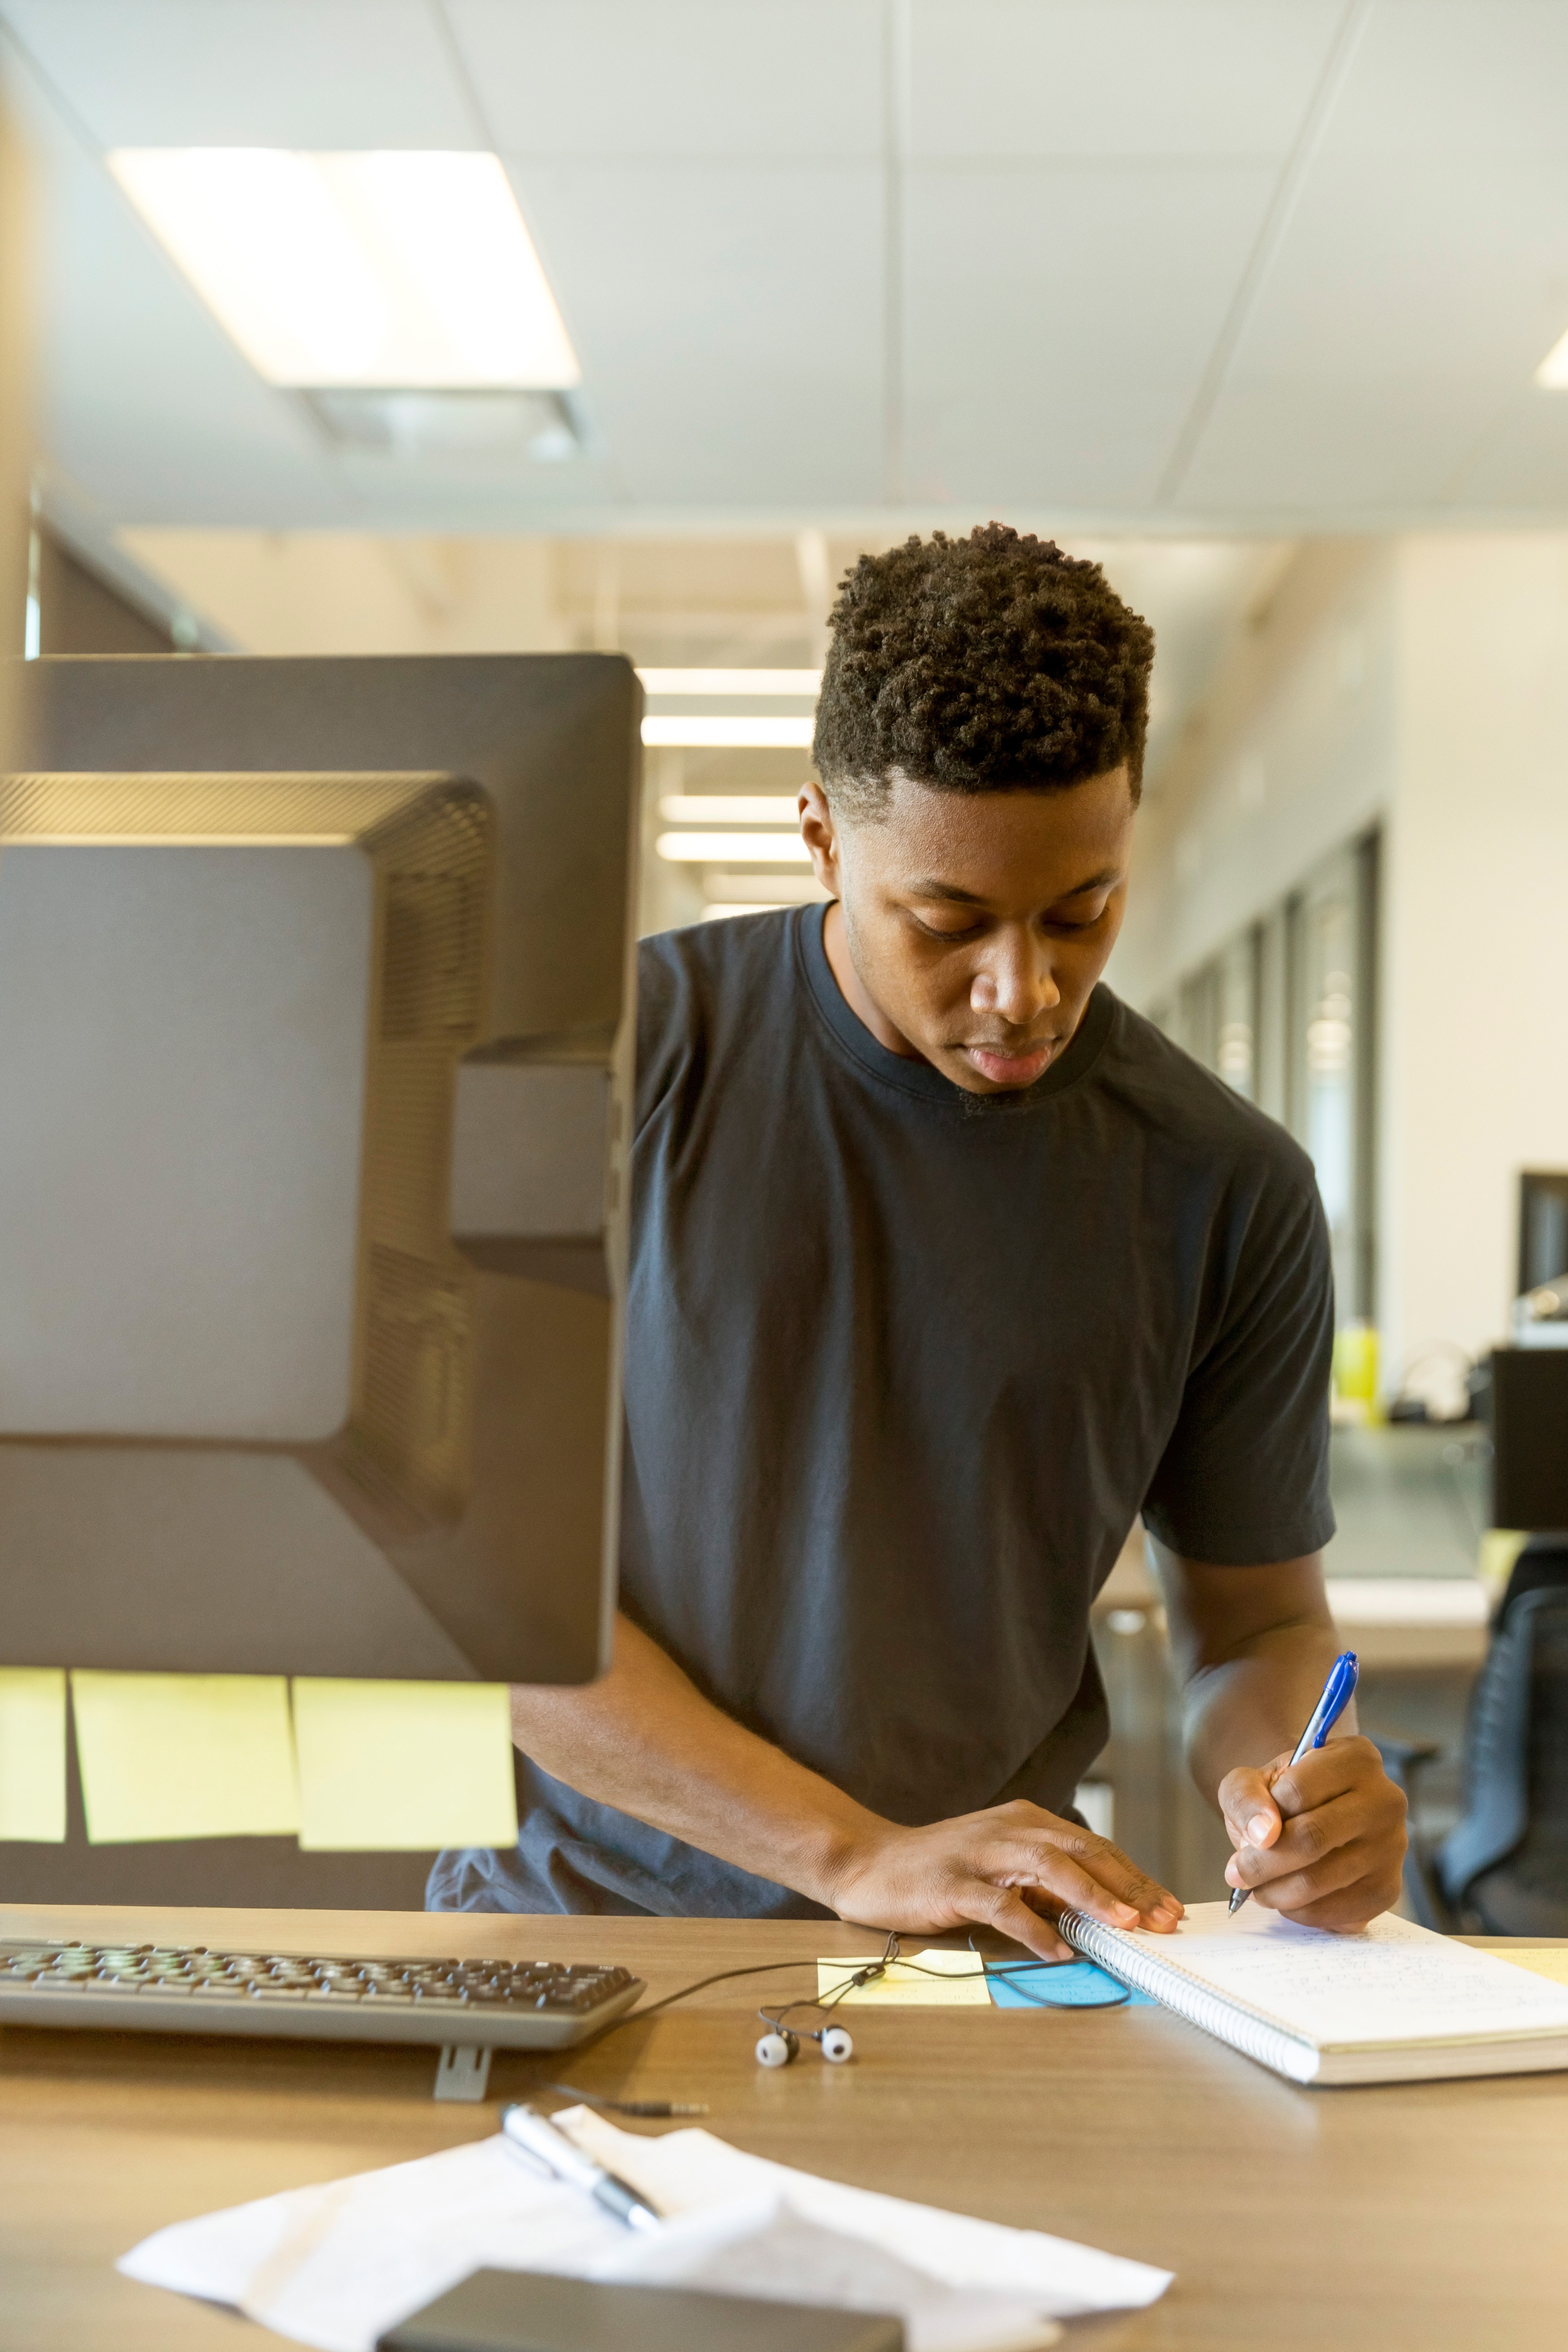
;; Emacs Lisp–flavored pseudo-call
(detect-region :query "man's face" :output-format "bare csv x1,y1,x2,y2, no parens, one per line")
801,766,1136,1096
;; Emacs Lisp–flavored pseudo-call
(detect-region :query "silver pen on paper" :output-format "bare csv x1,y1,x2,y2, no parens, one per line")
500,2102,662,2231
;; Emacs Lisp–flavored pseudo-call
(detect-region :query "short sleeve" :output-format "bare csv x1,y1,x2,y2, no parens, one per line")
1141,1153,1336,1565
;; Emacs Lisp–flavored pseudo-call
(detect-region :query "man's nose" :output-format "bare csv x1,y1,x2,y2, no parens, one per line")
970,931,1062,1026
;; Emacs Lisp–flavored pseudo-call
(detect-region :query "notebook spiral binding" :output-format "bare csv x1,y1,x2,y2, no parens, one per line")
1057,1910,1320,2084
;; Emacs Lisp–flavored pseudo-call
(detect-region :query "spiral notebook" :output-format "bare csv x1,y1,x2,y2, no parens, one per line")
1058,1900,1568,2086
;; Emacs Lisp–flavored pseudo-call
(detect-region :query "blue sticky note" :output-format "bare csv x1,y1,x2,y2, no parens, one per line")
984,1959,1155,2009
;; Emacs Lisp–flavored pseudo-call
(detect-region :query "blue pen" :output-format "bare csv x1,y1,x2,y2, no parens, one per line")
1228,1649,1360,1914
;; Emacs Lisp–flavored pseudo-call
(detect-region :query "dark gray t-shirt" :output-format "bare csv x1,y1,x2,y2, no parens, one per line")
429,904,1334,1919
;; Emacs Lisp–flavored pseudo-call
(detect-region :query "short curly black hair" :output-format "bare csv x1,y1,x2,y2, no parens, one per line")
813,524,1155,818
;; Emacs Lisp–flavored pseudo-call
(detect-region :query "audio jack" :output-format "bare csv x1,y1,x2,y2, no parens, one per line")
540,2081,708,2118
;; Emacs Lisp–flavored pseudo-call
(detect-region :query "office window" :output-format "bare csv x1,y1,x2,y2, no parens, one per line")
1215,931,1257,1099
1176,962,1219,1072
1287,834,1379,1323
1254,906,1289,1123
1155,828,1379,1324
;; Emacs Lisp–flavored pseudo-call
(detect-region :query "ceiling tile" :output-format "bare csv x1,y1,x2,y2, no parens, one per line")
1319,0,1568,160
907,0,1341,159
449,0,883,160
902,162,1277,506
2,0,479,148
1179,155,1568,510
24,84,360,526
1449,392,1568,510
510,160,883,504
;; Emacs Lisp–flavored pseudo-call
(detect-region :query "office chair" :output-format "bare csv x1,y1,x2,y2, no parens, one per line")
1374,1537,1568,1936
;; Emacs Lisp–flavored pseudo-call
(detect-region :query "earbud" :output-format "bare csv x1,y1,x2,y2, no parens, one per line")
753,2020,855,2067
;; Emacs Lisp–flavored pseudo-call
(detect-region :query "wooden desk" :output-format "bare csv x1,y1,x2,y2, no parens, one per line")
3,1904,1566,2352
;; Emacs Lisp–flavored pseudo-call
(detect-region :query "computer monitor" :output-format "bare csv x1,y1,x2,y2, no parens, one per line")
0,652,640,1691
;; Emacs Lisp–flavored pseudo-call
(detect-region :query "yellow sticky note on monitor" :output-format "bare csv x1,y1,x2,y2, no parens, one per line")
70,1671,299,1843
291,1679,518,1852
1495,1948,1568,1988
816,1950,991,2006
0,1667,68,1842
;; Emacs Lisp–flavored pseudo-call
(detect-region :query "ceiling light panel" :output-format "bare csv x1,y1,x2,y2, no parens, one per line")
659,797,802,823
642,716,815,750
1535,329,1568,389
638,670,822,696
655,833,813,863
108,150,580,389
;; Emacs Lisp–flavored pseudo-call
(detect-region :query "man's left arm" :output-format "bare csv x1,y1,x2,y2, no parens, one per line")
1152,1545,1407,1928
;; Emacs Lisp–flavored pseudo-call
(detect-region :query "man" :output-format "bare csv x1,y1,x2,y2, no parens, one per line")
431,524,1406,1956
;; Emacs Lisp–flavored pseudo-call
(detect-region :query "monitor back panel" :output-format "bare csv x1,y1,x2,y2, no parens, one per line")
0,654,641,1687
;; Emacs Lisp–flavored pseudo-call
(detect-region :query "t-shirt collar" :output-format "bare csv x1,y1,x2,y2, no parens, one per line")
796,900,1116,1112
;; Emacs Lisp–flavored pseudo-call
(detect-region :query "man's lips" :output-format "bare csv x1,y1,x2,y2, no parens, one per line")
961,1038,1060,1083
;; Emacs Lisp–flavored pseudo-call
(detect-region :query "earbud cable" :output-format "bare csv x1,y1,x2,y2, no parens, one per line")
537,1926,1126,2111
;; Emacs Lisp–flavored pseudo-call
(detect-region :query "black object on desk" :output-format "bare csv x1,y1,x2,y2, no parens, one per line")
1488,1345,1568,1531
375,2269,904,2352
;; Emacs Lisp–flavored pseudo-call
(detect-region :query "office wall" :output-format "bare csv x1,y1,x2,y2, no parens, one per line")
0,97,31,730
38,531,172,652
120,529,564,657
1111,540,1396,1009
1383,537,1568,1380
1118,533,1568,1394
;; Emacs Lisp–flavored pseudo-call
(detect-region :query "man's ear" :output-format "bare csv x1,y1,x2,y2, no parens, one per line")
798,780,841,896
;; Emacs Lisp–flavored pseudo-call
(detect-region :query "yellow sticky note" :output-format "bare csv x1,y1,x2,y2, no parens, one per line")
0,1668,68,1842
816,1950,991,2007
1494,1948,1568,1987
70,1672,299,1843
291,1679,518,1852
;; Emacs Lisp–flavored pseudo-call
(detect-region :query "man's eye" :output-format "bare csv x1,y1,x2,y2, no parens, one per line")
912,913,983,940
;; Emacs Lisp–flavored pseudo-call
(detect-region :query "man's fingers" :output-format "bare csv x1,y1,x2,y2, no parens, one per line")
1259,1859,1406,1932
962,1882,1074,1963
982,1839,1175,1932
1217,1765,1283,1855
1270,1734,1391,1819
1225,1788,1368,1889
1243,1835,1400,1922
991,1828,1183,1926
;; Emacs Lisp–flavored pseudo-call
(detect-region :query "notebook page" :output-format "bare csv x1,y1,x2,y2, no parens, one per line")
1108,1902,1568,2051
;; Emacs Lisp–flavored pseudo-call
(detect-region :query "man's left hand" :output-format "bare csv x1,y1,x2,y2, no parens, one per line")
1218,1735,1406,1928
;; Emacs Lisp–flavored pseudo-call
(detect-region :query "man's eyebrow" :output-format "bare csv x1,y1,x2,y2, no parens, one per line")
907,867,1122,906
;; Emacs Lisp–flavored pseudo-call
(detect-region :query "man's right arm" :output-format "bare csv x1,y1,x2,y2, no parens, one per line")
509,1611,1182,1959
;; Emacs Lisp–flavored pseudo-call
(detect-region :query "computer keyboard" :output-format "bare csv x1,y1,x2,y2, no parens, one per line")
0,1940,644,2051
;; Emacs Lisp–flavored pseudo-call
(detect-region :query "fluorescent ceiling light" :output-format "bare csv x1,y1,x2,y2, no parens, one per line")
637,670,822,696
706,874,827,903
659,796,801,823
642,716,815,750
655,833,813,863
1537,328,1568,388
108,149,579,389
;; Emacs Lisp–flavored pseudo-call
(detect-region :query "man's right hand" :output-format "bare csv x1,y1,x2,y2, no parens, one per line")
823,1800,1184,1961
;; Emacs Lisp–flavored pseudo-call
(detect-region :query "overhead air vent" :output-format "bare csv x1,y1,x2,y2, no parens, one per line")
302,388,581,462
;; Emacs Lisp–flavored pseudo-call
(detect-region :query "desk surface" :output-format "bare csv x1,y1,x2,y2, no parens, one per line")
3,1904,1566,2352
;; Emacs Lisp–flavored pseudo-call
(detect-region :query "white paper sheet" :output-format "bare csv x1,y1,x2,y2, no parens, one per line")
1116,1901,1568,2049
118,2108,1172,2351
